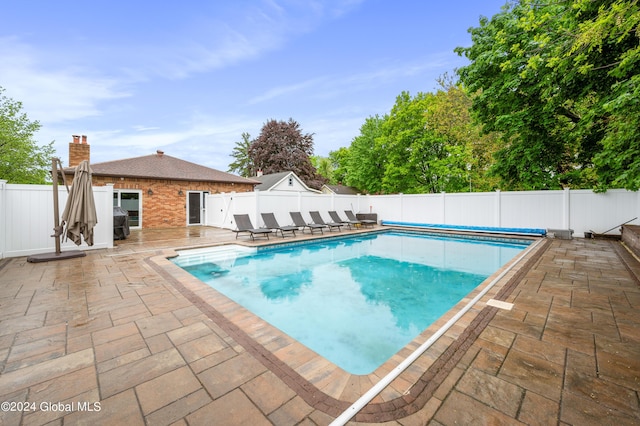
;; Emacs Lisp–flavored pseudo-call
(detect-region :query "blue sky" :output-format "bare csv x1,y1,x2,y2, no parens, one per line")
1,0,506,173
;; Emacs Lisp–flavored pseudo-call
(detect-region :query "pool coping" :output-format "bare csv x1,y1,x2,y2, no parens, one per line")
146,229,550,422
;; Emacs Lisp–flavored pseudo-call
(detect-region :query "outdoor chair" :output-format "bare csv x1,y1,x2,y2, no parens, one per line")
329,210,358,230
233,214,272,240
345,210,376,228
309,211,343,232
290,212,326,234
261,212,299,238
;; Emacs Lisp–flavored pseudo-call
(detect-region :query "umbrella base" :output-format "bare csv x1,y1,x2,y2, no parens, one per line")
27,250,86,263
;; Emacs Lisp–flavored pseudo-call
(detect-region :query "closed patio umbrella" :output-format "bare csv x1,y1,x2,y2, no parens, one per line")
61,160,97,246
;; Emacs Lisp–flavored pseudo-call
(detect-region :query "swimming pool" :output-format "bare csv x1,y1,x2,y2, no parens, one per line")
172,230,529,374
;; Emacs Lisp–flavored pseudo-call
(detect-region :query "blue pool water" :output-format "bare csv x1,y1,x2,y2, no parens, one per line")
172,230,529,374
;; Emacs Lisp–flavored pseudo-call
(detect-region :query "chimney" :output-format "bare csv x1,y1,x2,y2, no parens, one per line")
69,134,90,167
156,150,164,157
257,169,263,177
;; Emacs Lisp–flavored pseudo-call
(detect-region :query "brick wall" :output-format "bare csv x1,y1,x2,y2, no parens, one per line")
92,175,253,228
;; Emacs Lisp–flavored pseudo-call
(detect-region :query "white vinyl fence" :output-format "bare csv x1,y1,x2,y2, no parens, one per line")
0,180,114,259
207,188,640,238
2,181,638,259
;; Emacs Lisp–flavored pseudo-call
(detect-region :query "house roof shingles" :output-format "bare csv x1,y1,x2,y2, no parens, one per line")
66,152,259,185
253,171,292,191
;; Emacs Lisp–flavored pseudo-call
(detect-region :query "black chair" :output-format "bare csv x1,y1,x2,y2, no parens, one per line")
329,210,357,230
290,212,326,234
309,211,343,232
261,212,299,238
233,214,272,240
345,210,376,228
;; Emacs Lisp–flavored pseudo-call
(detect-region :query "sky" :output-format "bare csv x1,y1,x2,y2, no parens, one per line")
1,0,507,173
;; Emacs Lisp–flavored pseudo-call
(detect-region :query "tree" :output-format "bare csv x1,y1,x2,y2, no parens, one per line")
311,155,333,184
228,132,254,177
0,87,54,184
328,147,350,186
248,118,326,189
455,0,640,190
379,89,484,194
427,77,500,192
343,115,387,194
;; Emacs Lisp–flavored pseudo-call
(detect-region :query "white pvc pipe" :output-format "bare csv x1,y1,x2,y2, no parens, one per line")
329,238,544,426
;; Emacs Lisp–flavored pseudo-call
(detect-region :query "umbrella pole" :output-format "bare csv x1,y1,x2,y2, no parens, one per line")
52,158,61,255
27,157,86,263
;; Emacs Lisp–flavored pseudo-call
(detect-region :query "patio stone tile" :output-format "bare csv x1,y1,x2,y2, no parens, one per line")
66,333,93,354
97,347,151,374
595,337,640,391
498,347,564,401
518,390,559,426
188,347,238,374
511,334,566,366
187,389,271,426
66,313,113,339
468,346,505,376
0,348,94,395
455,367,523,417
135,311,183,338
94,333,147,363
136,366,202,415
0,296,32,321
268,395,314,426
145,333,175,354
91,322,139,346
434,390,526,425
4,323,67,371
197,351,267,399
98,348,186,398
560,391,639,426
144,389,211,426
166,321,212,346
564,364,639,416
477,325,516,348
242,371,297,415
27,366,97,405
176,333,227,363
65,388,145,426
0,312,46,337
0,389,28,426
489,312,544,339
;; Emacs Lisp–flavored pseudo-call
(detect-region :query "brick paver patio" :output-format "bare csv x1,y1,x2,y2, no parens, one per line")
0,226,638,425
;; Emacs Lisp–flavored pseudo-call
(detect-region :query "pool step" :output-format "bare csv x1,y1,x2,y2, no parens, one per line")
173,245,256,267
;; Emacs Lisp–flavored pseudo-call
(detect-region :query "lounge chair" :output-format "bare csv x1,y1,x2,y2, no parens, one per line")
290,212,326,234
261,212,299,238
345,210,376,228
309,211,343,232
233,214,272,240
329,210,357,230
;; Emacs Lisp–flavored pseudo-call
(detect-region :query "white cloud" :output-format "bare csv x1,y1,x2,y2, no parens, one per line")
0,37,130,124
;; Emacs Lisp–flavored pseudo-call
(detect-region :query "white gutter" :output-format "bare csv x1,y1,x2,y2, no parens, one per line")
329,238,544,426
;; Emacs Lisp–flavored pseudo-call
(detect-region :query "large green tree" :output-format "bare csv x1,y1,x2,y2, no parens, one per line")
228,132,254,177
0,87,54,184
456,0,640,190
342,115,387,194
248,118,326,189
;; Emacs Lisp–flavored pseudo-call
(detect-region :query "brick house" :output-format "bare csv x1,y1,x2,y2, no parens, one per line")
65,135,258,229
